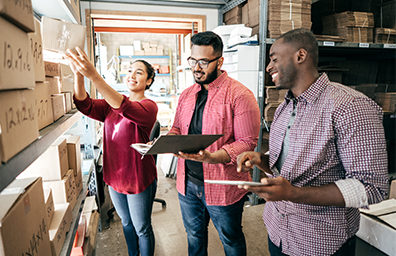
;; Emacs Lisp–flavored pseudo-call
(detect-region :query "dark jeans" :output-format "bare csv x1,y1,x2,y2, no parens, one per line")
268,235,356,256
178,180,247,256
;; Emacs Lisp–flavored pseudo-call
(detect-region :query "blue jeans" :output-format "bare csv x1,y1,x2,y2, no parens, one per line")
178,180,246,256
109,180,157,256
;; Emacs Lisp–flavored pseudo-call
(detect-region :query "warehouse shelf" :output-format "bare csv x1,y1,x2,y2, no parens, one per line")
265,38,396,49
60,159,95,256
0,110,82,192
32,0,80,24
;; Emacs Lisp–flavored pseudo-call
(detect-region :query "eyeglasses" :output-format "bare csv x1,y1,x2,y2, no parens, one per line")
187,56,221,69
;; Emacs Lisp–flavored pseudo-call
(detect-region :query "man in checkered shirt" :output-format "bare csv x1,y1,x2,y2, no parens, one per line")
237,28,389,256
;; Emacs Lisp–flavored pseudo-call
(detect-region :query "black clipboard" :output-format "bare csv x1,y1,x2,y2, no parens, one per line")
131,134,223,156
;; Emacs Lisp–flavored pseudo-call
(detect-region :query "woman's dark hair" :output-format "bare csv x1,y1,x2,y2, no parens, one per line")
132,60,156,90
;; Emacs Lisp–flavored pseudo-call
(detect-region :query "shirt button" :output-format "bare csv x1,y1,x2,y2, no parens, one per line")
291,112,296,116
287,126,291,129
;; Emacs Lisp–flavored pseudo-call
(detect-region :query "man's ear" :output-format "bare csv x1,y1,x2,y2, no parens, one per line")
296,48,308,64
217,56,224,70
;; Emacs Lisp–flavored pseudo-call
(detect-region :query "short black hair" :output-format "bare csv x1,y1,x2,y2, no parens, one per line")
278,28,318,67
191,31,223,56
133,60,155,89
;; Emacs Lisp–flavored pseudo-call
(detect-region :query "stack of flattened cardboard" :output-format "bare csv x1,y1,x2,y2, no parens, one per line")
267,0,312,39
322,12,374,43
375,28,396,44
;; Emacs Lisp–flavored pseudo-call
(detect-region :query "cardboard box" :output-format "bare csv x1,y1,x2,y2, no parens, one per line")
0,89,39,162
34,81,54,130
22,138,69,181
41,16,85,53
65,135,81,176
44,169,76,208
0,17,35,90
52,94,66,121
46,76,61,95
0,177,52,255
49,203,72,256
375,92,396,113
63,92,72,113
44,188,55,225
357,199,396,256
69,0,81,23
28,18,45,82
248,0,260,27
45,61,61,77
266,86,288,104
390,180,396,199
71,215,86,256
0,0,34,32
224,6,242,24
82,211,99,256
60,63,74,92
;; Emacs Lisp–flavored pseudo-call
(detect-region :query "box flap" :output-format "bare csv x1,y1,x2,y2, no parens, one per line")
378,212,396,229
0,177,39,224
360,199,396,216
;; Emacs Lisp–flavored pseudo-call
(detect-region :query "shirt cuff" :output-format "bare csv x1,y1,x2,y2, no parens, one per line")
335,178,368,208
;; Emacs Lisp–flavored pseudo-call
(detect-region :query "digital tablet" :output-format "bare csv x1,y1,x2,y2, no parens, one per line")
204,180,266,186
131,134,223,156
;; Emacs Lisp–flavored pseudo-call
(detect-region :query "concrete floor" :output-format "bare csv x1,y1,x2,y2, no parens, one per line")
96,156,269,256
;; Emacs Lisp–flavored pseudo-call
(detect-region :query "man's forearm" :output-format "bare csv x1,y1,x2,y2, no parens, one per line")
290,183,345,207
210,149,231,164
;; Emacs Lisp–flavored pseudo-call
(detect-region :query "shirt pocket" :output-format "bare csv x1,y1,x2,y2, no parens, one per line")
205,103,233,136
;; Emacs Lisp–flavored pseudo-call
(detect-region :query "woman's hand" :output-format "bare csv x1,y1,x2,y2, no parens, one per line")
64,47,100,81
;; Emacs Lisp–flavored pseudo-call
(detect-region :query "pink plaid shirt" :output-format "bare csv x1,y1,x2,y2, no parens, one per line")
169,71,260,206
265,73,389,255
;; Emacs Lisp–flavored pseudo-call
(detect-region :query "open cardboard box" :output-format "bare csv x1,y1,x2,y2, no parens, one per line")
357,198,396,256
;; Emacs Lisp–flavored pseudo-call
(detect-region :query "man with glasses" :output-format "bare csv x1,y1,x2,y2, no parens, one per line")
168,31,260,256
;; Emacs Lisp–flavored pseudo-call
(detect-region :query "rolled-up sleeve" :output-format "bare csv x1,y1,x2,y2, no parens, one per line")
222,92,260,165
335,98,389,205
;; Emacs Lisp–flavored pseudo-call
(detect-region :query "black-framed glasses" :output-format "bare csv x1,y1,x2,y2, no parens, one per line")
187,56,221,69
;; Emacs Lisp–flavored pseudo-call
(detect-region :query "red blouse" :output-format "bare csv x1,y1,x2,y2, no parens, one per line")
74,94,158,194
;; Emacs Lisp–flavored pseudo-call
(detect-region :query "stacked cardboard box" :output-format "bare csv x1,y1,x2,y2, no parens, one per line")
0,178,52,255
0,0,39,163
223,5,242,25
375,93,396,113
267,0,312,39
322,12,374,43
265,86,288,104
375,28,396,44
18,135,83,255
264,103,281,122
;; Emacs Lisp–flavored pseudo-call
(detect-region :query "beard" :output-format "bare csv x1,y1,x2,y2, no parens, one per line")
277,61,297,90
194,68,219,85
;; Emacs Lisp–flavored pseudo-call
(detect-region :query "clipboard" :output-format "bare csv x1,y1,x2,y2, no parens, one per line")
204,180,266,186
131,134,223,156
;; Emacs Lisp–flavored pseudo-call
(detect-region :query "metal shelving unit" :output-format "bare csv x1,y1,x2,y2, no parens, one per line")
0,110,82,192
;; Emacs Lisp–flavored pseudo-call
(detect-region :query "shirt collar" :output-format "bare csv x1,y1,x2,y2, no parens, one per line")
285,73,329,104
192,70,228,92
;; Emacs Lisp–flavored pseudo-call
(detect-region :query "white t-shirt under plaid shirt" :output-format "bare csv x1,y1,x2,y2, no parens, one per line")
265,73,389,256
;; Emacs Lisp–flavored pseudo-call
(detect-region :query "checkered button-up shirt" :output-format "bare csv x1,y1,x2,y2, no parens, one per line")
265,73,389,256
169,71,260,206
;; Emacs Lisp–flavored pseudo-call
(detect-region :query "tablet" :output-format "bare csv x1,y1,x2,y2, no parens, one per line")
204,180,266,186
131,134,223,156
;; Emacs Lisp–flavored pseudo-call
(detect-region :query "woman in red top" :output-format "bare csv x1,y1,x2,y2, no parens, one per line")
65,47,158,256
